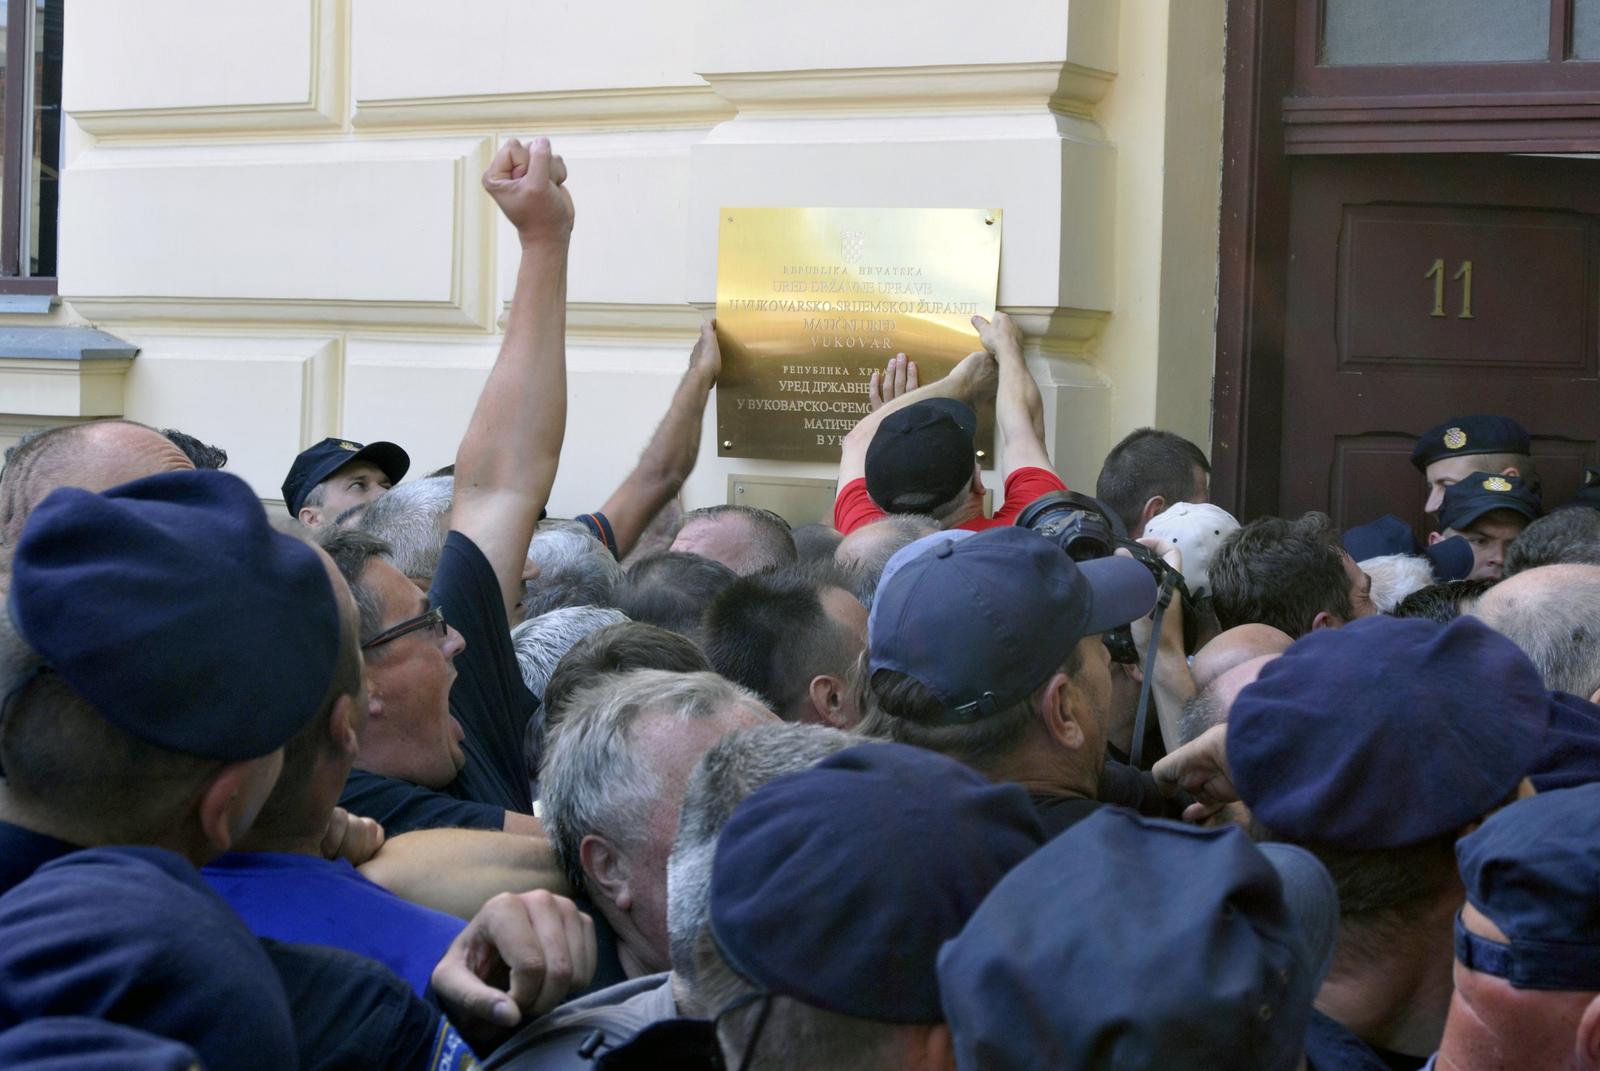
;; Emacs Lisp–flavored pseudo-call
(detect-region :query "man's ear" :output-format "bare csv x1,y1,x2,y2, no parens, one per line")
580,834,631,910
1139,496,1167,531
1036,671,1084,750
1309,610,1342,632
805,674,854,729
328,694,361,757
1426,530,1444,546
197,758,270,855
1575,993,1600,1070
297,505,323,528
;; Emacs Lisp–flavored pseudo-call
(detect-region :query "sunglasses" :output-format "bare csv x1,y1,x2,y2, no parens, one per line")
361,604,448,651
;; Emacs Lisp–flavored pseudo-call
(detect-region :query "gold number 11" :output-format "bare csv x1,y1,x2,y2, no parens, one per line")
1426,258,1474,319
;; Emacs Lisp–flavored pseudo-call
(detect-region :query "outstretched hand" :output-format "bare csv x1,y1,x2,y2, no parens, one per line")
689,320,722,384
483,137,574,248
431,890,596,1051
1151,724,1237,823
971,311,1023,357
868,353,919,410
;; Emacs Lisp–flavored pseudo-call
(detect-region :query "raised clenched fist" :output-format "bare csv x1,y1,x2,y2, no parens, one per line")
483,136,574,248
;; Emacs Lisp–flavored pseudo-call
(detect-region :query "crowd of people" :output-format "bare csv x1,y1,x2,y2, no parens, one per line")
0,135,1597,1071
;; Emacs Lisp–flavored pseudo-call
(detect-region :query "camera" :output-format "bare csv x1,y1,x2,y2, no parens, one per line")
1014,490,1198,663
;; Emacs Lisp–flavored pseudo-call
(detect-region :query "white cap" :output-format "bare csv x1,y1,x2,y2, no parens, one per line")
1141,502,1241,598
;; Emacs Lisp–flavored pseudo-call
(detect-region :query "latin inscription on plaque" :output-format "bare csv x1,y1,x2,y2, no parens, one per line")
715,207,1003,462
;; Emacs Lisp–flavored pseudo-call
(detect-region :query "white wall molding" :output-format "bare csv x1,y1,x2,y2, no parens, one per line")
355,86,735,132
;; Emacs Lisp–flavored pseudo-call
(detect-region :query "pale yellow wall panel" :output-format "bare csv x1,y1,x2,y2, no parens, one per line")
64,0,340,133
119,336,339,500
499,132,695,309
344,336,706,518
353,0,703,102
60,139,493,325
695,0,1080,71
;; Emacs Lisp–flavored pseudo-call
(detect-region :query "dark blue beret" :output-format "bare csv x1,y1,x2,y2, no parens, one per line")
9,470,341,761
1438,472,1541,532
1456,784,1600,990
0,1019,200,1071
708,742,1045,1022
1411,415,1531,471
938,808,1329,1071
1341,514,1473,581
281,436,409,516
0,846,297,1069
1229,615,1548,849
1530,692,1600,792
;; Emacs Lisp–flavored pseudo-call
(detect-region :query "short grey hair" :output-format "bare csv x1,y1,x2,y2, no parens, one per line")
666,724,859,1005
523,521,624,620
835,514,940,608
540,669,768,895
356,476,453,581
1475,564,1600,698
1507,509,1600,575
511,605,628,701
1359,553,1435,614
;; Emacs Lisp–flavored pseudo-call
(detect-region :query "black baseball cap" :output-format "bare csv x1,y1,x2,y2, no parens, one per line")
1438,471,1541,532
281,437,410,516
864,399,977,512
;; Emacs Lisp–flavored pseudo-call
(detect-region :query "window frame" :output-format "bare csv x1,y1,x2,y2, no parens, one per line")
0,0,59,295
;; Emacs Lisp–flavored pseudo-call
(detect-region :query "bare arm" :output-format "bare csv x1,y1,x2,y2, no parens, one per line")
838,348,998,486
595,322,720,557
359,827,573,921
973,312,1052,478
1128,539,1198,752
453,137,574,611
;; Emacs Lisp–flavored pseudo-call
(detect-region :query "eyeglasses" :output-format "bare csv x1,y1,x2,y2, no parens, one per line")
361,604,447,651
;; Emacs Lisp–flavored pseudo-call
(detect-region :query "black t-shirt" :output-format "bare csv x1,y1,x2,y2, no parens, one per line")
1098,759,1192,821
342,531,539,835
1030,794,1105,838
1305,1009,1403,1071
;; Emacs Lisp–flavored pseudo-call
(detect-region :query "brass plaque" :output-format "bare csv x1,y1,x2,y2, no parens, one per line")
715,207,1002,462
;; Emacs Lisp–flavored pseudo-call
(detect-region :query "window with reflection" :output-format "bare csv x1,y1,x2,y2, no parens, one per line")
0,0,60,291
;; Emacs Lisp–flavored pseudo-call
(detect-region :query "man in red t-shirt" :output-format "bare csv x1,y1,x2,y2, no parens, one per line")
833,312,1066,536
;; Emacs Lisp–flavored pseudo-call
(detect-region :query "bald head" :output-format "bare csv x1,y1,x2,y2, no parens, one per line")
834,514,939,607
0,422,194,580
1474,564,1600,699
1179,652,1280,745
1191,623,1293,692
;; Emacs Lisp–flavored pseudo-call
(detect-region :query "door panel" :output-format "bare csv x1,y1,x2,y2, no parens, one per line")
1281,154,1600,535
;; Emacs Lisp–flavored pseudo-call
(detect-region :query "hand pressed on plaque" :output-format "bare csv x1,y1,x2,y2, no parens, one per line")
689,320,722,385
868,352,919,411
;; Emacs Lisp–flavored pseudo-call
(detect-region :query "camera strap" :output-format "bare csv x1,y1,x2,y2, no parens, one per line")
1128,569,1179,770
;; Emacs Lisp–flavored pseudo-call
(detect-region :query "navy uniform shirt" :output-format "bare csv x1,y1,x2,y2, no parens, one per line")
0,819,77,894
1306,1010,1428,1071
0,846,299,1070
342,531,538,834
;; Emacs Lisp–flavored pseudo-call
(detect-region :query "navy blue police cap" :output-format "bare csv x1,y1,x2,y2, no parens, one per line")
1342,513,1474,581
708,742,1045,1022
1229,615,1548,849
868,526,1156,724
1411,415,1531,472
8,469,341,761
1455,783,1600,991
0,1019,201,1071
865,398,978,512
1557,466,1600,513
281,435,409,516
938,808,1335,1071
1438,471,1541,532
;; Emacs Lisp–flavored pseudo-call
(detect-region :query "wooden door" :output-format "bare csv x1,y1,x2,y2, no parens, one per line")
1279,153,1600,533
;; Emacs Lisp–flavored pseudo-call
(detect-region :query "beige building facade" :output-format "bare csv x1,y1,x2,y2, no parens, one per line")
3,0,1225,519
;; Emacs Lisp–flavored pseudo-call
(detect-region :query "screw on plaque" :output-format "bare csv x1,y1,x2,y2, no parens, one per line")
984,214,995,225
722,440,733,449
